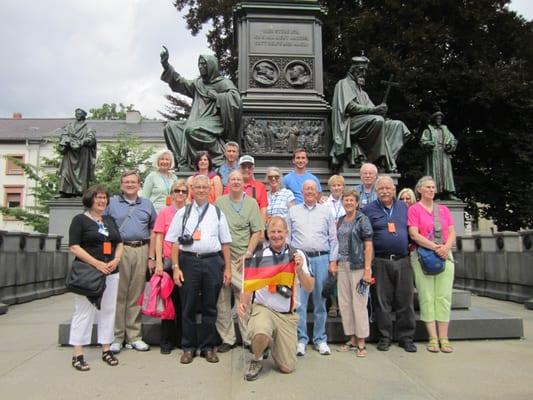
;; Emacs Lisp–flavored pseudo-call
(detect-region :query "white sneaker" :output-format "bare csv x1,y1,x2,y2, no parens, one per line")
130,340,150,352
316,342,331,355
296,342,306,356
110,342,123,354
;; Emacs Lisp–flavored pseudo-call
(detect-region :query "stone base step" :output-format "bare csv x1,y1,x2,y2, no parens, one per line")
0,303,8,315
58,304,522,346
525,299,533,310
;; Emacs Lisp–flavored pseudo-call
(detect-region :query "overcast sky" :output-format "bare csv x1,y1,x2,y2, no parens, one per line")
0,0,531,120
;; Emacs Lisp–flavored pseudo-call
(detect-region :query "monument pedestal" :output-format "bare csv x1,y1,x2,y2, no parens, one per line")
234,0,330,167
48,198,84,250
440,200,467,237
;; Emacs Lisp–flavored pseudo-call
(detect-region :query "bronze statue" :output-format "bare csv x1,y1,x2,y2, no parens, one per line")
160,46,242,170
330,56,410,172
421,111,458,199
57,108,96,197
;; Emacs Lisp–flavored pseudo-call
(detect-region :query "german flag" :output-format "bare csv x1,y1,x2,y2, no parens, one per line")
243,252,295,293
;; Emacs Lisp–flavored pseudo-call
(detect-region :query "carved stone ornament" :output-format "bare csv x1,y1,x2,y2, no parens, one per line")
251,59,280,86
242,117,325,155
284,60,311,87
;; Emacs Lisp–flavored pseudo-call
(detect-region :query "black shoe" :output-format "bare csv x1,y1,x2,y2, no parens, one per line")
160,343,173,355
217,343,234,353
399,339,417,353
376,338,391,351
245,360,263,381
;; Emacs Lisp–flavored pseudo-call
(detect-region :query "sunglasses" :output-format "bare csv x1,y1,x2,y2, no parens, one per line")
173,189,188,194
267,175,280,181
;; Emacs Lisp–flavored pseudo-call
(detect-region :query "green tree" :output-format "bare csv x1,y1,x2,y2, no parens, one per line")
158,94,192,121
95,132,155,195
89,103,136,120
173,0,533,230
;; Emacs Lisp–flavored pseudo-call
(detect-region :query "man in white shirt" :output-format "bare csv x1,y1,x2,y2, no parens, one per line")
166,175,232,364
238,216,314,381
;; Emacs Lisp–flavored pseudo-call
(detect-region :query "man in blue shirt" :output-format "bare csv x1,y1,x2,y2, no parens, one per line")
107,170,157,353
216,141,240,188
355,162,378,208
362,175,417,353
283,148,322,204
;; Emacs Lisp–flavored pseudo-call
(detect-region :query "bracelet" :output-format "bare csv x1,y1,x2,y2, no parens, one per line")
148,256,156,261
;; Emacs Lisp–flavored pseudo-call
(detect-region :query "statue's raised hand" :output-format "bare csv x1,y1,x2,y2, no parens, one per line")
160,45,170,69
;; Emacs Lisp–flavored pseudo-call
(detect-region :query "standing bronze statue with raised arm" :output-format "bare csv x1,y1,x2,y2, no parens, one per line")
330,56,410,172
58,108,96,197
160,46,242,170
420,111,458,199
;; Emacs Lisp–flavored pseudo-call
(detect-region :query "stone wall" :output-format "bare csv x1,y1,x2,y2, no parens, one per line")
0,230,69,307
453,231,533,304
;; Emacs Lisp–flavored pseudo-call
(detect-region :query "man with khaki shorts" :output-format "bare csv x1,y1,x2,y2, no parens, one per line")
238,217,315,381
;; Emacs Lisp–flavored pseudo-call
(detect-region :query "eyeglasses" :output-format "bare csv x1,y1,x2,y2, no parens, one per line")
173,189,188,194
267,175,280,181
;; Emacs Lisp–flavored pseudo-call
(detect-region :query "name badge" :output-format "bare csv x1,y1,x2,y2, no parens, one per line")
165,195,171,206
192,230,201,241
387,222,396,234
103,241,112,255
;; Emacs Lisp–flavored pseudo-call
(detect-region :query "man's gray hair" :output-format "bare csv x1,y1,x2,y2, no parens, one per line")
301,179,317,191
192,174,210,185
375,175,395,189
225,141,240,151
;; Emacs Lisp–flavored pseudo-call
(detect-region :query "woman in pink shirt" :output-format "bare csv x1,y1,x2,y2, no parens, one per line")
153,179,188,354
408,176,456,354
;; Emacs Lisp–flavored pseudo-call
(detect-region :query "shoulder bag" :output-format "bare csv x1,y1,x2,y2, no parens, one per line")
66,260,106,297
417,205,446,275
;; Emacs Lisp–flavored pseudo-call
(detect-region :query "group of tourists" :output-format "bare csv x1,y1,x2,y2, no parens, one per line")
67,142,456,381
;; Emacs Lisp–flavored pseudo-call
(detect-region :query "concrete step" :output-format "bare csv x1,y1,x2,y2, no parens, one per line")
525,299,533,310
0,302,7,315
58,303,522,346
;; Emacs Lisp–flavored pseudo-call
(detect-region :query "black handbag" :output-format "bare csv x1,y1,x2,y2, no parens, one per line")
66,260,106,297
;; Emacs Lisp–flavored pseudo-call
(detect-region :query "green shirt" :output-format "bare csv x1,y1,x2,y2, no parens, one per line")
215,194,264,258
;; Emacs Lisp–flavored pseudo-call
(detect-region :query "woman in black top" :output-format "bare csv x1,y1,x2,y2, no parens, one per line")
68,184,123,371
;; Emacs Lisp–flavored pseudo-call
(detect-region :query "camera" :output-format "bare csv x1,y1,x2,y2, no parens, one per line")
178,234,194,245
276,285,293,298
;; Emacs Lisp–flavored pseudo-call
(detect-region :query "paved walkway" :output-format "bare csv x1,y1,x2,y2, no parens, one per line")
1,293,532,400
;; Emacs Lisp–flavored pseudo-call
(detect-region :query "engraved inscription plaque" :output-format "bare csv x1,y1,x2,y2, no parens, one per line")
249,22,313,55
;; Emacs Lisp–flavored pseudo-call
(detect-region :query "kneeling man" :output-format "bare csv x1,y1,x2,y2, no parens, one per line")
238,216,315,381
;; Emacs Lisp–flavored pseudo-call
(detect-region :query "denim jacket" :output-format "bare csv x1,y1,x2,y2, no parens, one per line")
338,212,373,270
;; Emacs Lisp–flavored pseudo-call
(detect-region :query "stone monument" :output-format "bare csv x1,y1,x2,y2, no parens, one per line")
57,108,96,197
160,48,242,170
234,0,330,164
421,111,458,199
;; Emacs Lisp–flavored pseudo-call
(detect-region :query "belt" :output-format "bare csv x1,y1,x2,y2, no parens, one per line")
123,240,149,247
375,253,408,261
306,251,329,258
181,251,220,259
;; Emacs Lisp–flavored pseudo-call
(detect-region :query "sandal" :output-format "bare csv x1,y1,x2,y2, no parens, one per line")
426,337,439,353
102,350,119,366
72,355,90,372
336,341,357,352
439,338,454,354
355,346,367,358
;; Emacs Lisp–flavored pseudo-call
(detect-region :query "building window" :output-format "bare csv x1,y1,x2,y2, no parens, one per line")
2,186,24,220
6,155,25,175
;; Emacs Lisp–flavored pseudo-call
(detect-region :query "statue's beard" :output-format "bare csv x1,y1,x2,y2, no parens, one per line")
357,77,365,86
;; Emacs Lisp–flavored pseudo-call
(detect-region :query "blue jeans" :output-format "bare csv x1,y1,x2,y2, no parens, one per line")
297,254,329,345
